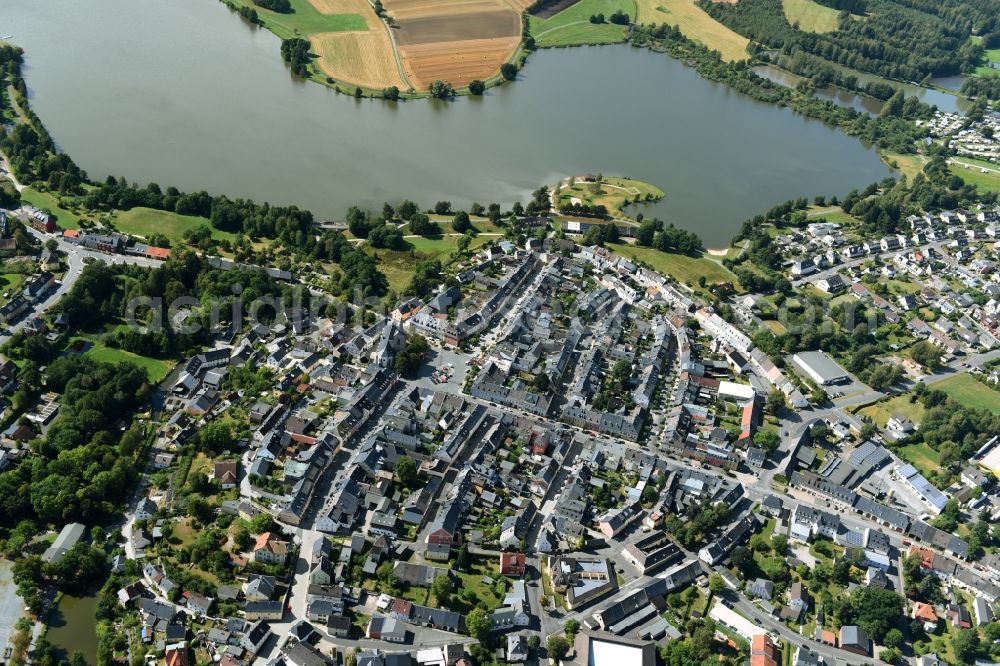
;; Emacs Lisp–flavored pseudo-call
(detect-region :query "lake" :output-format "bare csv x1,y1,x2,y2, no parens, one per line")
0,559,24,655
3,0,891,248
753,64,971,116
46,593,99,665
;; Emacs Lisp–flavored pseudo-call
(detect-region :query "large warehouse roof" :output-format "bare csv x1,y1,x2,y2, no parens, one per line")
792,351,849,386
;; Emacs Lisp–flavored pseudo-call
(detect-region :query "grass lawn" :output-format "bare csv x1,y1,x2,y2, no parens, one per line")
949,157,1000,194
556,176,664,215
856,393,925,427
932,373,1000,415
898,443,940,476
884,278,920,296
189,453,215,481
368,233,492,293
418,216,504,236
75,337,175,383
608,242,739,291
763,319,787,335
974,47,1000,76
806,205,856,226
528,0,636,47
19,187,83,229
226,0,368,39
782,0,839,33
881,151,928,181
172,517,199,548
113,207,235,245
444,556,503,613
634,0,749,61
0,272,27,303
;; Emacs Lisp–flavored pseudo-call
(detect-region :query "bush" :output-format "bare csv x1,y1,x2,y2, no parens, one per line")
428,80,455,98
253,0,291,11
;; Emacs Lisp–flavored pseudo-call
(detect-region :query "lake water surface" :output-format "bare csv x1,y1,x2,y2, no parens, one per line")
46,593,99,665
0,560,25,655
752,64,971,116
3,0,892,247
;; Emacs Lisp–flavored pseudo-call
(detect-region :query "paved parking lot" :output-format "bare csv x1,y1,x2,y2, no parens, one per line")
409,345,472,392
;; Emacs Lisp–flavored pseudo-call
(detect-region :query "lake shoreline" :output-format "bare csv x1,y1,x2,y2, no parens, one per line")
5,0,891,248
0,559,26,659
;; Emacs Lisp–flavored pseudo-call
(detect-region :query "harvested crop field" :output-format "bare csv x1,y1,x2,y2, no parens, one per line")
309,0,379,19
312,31,408,88
394,10,520,44
398,36,520,87
383,0,520,86
533,0,584,18
634,0,748,61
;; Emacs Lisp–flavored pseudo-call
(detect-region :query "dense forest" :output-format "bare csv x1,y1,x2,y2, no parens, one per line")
698,0,994,81
0,356,150,528
961,74,1000,101
253,0,291,11
634,218,704,256
814,0,866,14
55,252,370,356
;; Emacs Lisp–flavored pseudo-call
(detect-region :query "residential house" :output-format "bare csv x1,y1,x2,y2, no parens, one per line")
214,460,239,489
253,532,290,566
500,552,526,578
839,626,870,657
748,578,774,601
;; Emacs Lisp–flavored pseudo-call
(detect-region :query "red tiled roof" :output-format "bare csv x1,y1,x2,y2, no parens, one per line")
500,552,526,575
166,647,189,666
909,546,936,570
254,532,273,551
913,602,937,622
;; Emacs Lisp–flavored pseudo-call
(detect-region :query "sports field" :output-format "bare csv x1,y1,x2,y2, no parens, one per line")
634,0,748,61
